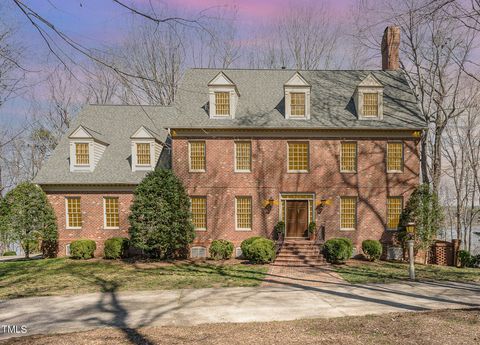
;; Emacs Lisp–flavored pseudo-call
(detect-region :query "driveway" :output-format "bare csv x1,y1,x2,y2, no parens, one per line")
1,279,479,340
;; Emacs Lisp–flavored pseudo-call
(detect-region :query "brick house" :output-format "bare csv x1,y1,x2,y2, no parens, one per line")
35,26,425,258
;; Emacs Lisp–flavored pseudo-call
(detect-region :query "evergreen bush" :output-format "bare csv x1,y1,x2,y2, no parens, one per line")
323,238,353,264
362,240,382,261
104,237,129,259
128,169,195,259
209,239,234,260
70,239,96,259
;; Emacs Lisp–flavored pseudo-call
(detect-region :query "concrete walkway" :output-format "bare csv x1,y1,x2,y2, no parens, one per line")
1,279,479,339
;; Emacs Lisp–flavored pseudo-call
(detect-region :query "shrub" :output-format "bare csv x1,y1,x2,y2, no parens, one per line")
323,238,353,264
104,237,129,259
362,240,382,261
209,239,234,260
458,250,477,268
70,240,96,259
3,182,58,258
308,222,316,236
2,250,16,256
129,169,195,259
244,238,275,264
240,236,262,259
273,221,285,240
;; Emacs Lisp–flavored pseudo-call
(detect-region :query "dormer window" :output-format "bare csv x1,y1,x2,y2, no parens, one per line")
215,92,230,116
284,72,311,120
363,93,379,117
208,72,239,119
355,74,384,120
290,92,306,117
131,126,165,172
69,125,108,172
136,143,151,165
75,143,90,165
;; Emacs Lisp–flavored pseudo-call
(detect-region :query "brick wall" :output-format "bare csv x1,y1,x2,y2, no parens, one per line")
46,192,132,257
172,137,420,253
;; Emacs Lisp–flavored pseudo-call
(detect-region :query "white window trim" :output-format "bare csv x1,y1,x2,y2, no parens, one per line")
65,197,82,230
340,141,358,173
386,141,404,173
287,141,310,173
235,196,252,231
356,88,384,120
340,196,357,231
208,87,237,119
70,140,94,172
103,197,120,230
131,140,155,172
234,140,252,173
190,196,207,231
285,87,311,120
188,141,206,172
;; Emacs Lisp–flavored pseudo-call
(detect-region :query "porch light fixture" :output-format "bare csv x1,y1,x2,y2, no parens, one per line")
316,198,332,214
263,197,275,212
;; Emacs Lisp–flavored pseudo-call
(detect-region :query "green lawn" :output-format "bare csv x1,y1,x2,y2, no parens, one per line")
334,260,480,284
0,258,267,300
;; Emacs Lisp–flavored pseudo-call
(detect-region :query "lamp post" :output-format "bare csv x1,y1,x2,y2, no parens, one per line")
406,222,416,281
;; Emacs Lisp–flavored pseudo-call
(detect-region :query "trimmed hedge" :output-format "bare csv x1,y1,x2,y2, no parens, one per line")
362,240,382,261
104,237,129,259
241,237,275,264
209,239,234,260
2,250,16,256
240,236,262,259
458,250,478,268
323,238,353,264
70,239,96,259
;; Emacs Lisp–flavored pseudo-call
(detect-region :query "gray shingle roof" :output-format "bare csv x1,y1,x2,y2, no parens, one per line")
35,68,425,186
173,68,425,129
34,105,173,185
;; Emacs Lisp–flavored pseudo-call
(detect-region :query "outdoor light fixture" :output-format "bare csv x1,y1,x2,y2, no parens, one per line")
316,199,332,213
263,197,275,212
406,221,416,280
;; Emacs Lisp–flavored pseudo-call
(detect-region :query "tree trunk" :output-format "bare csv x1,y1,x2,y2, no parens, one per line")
420,133,430,185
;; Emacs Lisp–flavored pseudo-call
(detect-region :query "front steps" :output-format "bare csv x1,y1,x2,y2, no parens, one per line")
273,239,325,267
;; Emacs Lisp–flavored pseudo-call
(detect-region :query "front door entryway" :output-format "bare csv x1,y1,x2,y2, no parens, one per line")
286,200,309,238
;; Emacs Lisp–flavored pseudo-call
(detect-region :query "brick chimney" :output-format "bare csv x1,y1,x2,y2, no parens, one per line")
381,26,400,70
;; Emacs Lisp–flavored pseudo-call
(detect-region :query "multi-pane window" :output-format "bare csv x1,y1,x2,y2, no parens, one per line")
136,143,151,165
387,197,403,230
66,197,82,228
236,196,252,230
288,142,309,172
290,92,306,117
363,93,379,117
75,143,89,165
387,142,403,172
104,197,119,228
189,141,206,171
340,197,357,230
191,197,207,230
215,92,230,116
235,141,251,172
341,142,357,172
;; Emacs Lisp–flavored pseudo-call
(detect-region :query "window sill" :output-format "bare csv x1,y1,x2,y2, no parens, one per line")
189,170,206,173
104,227,120,230
287,170,309,174
340,170,357,174
340,228,356,231
234,170,251,173
194,228,207,232
235,228,252,232
387,170,404,174
66,227,82,230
